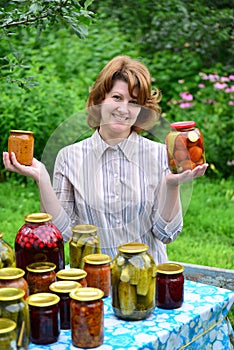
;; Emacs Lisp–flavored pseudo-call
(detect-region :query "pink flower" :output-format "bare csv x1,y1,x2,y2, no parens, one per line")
229,74,234,81
204,99,217,104
220,76,230,82
228,101,234,105
199,72,208,80
179,92,193,101
179,102,194,108
198,83,205,88
209,73,219,82
214,82,228,90
225,86,234,93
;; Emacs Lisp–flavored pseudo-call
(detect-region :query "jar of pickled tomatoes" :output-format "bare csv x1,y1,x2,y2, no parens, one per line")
166,121,205,173
26,261,56,294
8,130,34,165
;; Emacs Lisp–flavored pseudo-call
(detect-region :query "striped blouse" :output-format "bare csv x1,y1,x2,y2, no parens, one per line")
52,130,182,264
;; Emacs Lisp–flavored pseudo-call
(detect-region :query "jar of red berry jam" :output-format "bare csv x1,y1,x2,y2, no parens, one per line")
83,253,112,297
156,263,184,309
27,292,60,345
15,213,65,273
0,232,16,268
0,267,28,299
26,262,56,294
70,287,104,348
49,280,81,329
56,268,87,287
8,130,34,166
0,318,17,350
166,121,205,173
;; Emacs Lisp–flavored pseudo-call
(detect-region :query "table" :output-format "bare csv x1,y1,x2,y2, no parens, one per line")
29,280,234,350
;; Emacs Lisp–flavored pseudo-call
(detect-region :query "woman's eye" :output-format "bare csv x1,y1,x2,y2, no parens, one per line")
129,100,138,105
112,95,121,101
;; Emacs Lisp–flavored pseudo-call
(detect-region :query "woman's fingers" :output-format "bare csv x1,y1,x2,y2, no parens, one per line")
166,163,209,186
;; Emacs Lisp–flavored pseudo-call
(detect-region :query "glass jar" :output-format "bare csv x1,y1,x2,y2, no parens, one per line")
0,267,28,299
15,213,65,273
69,224,101,269
156,263,184,309
56,268,87,287
8,130,34,165
0,232,16,268
166,121,205,173
26,261,56,294
0,318,17,350
111,242,157,320
70,287,104,348
27,292,60,345
83,254,112,297
49,280,81,329
0,287,30,349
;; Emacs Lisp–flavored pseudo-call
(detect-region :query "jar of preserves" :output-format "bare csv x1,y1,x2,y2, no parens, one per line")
166,121,205,173
83,253,112,297
15,213,65,273
49,280,81,329
0,232,16,268
56,268,87,287
0,287,30,349
0,318,17,350
156,263,184,309
70,287,104,348
26,261,56,294
69,224,101,269
0,267,28,299
111,242,156,320
27,292,60,345
8,130,34,166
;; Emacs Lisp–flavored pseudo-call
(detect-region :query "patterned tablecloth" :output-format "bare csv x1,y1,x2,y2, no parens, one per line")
29,280,234,350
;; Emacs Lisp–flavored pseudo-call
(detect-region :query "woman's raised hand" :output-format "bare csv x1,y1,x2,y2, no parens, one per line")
165,163,209,187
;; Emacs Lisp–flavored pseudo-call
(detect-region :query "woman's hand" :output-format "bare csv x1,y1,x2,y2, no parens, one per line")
166,163,209,187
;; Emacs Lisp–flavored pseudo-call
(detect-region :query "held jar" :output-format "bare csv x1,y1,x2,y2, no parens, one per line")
8,130,34,166
49,280,81,329
0,267,29,299
26,261,56,294
69,224,101,269
56,268,87,287
0,318,17,350
27,293,60,345
111,242,157,320
70,287,104,348
166,121,205,173
156,263,184,309
15,213,65,273
0,232,16,268
83,253,112,297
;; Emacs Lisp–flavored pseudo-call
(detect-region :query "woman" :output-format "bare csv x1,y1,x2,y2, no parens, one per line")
3,55,208,263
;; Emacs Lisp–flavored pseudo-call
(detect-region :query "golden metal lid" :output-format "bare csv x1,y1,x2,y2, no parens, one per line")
118,242,149,254
70,287,104,301
0,232,4,239
0,267,25,280
49,281,81,294
0,318,16,333
72,224,98,234
56,268,87,280
83,254,112,265
24,212,52,223
156,263,184,275
0,287,25,301
27,293,60,307
10,129,34,135
26,262,56,273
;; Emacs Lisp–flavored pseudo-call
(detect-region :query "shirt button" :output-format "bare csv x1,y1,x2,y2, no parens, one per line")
116,219,120,224
114,173,118,178
115,194,119,199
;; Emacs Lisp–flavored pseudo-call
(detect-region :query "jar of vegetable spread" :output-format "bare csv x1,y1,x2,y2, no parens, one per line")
26,261,56,294
70,287,104,348
156,263,184,309
0,232,16,268
83,253,112,297
56,268,87,287
69,224,101,269
111,242,157,320
49,280,81,329
15,213,65,273
8,130,34,165
166,121,205,173
0,267,28,299
0,318,17,350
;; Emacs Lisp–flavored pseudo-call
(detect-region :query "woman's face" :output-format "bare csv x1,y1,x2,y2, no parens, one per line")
99,80,141,142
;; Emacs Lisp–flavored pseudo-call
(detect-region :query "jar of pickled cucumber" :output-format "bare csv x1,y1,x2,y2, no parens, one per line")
26,261,56,294
0,232,16,268
111,242,157,320
165,121,205,173
8,130,34,165
56,268,87,287
69,224,101,269
0,267,29,299
0,318,17,350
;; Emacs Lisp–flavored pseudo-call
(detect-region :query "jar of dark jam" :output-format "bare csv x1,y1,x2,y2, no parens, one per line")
156,263,184,309
166,121,205,173
8,130,34,166
69,224,101,269
83,253,112,297
70,287,104,348
0,232,16,268
56,268,87,287
0,287,30,349
15,213,65,273
26,261,56,294
49,280,81,329
111,242,157,320
0,267,29,299
0,318,17,350
27,292,60,345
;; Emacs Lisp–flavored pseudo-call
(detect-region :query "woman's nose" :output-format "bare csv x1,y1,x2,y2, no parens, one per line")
117,101,129,113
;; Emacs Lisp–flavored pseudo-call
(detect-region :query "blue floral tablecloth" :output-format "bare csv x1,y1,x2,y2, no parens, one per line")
29,280,234,350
